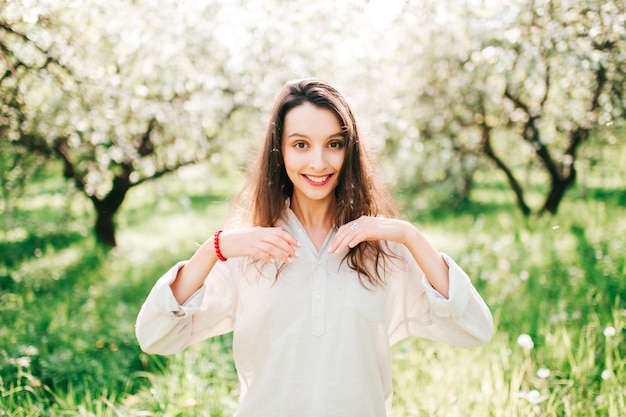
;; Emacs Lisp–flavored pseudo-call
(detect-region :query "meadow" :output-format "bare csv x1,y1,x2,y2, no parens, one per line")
1,153,625,416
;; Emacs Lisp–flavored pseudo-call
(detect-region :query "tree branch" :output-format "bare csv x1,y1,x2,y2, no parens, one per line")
477,96,531,215
504,83,561,181
0,21,73,77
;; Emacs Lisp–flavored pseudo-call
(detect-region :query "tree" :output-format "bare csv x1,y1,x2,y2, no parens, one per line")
381,0,625,216
477,0,625,215
1,0,247,246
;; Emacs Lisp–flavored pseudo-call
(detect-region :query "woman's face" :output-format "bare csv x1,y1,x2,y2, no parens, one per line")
281,102,346,206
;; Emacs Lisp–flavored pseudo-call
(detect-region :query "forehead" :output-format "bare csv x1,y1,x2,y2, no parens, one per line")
283,102,342,138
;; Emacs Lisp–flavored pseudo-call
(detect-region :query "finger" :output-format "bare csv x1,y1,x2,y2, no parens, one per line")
250,247,277,264
272,227,301,248
330,223,362,254
259,243,295,265
261,229,300,261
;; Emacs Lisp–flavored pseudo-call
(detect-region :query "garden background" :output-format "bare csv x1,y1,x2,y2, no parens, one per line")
1,0,625,415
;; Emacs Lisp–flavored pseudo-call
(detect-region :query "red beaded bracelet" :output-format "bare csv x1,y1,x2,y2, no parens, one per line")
214,229,227,262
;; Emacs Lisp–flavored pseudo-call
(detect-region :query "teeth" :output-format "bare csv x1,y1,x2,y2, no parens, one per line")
306,175,329,183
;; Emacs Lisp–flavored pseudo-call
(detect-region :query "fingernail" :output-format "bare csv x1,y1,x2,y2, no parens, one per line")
287,256,293,264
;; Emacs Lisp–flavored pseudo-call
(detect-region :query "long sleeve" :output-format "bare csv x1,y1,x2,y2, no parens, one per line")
386,249,494,347
135,260,238,355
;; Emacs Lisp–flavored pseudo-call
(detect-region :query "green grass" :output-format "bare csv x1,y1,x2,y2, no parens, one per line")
1,159,625,416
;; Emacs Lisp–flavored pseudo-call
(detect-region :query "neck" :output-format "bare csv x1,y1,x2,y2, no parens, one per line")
290,195,336,232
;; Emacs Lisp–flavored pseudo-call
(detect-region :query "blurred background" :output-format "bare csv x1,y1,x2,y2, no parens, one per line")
1,0,625,415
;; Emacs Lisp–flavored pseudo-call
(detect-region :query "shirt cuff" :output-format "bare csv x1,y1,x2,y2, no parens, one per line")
422,253,472,318
152,261,206,319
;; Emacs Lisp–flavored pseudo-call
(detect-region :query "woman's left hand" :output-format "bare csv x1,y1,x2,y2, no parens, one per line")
328,216,410,254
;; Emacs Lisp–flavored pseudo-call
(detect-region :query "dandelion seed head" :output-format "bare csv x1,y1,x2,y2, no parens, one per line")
537,367,551,378
183,398,197,407
518,389,542,404
19,345,39,356
603,326,616,337
601,369,612,380
15,356,31,367
517,333,534,350
527,390,541,404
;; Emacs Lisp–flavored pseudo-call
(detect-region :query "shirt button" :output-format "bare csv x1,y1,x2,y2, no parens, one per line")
297,228,303,233
314,293,321,300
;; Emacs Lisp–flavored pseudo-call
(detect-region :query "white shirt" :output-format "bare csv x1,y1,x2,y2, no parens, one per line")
135,209,493,417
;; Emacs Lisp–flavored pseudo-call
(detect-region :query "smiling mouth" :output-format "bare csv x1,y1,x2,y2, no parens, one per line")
303,174,333,185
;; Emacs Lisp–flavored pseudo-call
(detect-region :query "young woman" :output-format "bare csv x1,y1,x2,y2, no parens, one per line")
136,79,493,417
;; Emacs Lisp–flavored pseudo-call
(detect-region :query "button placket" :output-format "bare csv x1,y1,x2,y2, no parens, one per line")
310,256,328,336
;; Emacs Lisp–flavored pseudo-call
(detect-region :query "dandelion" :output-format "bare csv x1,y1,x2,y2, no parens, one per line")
601,369,612,380
518,389,542,404
519,270,529,281
517,333,534,350
603,326,616,337
527,390,541,404
182,398,197,407
19,345,39,356
537,367,551,378
15,356,31,368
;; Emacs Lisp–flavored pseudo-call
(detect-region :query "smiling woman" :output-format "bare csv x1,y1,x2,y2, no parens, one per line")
135,78,493,417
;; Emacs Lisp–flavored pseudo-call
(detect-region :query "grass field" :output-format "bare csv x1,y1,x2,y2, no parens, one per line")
1,157,625,416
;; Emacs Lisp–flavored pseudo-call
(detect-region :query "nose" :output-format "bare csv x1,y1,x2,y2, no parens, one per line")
309,147,328,171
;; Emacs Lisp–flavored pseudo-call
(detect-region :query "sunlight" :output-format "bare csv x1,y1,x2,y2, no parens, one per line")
364,0,405,27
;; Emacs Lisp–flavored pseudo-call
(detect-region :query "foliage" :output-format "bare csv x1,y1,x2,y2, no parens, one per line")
0,139,47,231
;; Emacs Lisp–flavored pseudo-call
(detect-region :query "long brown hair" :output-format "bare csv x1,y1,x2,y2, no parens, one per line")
241,79,400,288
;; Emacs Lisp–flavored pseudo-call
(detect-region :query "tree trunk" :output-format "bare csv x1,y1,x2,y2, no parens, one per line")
90,172,132,248
540,127,585,214
542,171,576,214
93,207,117,247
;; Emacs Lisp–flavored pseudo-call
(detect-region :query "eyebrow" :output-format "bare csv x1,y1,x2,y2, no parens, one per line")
286,132,345,139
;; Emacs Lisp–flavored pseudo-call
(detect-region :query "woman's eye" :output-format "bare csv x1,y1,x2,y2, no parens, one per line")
329,141,344,148
294,142,307,149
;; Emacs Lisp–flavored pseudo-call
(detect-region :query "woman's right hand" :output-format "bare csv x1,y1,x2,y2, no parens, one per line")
219,227,300,265
171,227,300,304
